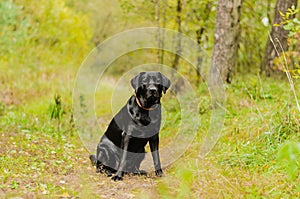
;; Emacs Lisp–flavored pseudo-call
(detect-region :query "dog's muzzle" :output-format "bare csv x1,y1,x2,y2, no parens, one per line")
147,85,159,97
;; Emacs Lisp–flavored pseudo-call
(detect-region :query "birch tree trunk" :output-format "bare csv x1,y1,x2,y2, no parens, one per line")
210,0,243,84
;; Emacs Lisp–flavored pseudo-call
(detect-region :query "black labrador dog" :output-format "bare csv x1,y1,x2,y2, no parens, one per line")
90,71,170,181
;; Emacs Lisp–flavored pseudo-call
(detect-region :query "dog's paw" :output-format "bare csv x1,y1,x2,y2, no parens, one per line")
105,170,113,177
133,170,147,176
96,162,104,173
96,166,105,174
111,175,123,181
155,169,163,177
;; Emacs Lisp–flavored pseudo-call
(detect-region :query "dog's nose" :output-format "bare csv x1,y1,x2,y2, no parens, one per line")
149,85,157,92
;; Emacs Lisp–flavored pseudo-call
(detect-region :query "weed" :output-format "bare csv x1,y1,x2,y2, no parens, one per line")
48,94,65,132
10,181,19,190
0,102,5,115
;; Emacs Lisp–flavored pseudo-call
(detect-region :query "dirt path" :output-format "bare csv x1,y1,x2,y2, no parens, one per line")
0,132,159,199
63,150,159,199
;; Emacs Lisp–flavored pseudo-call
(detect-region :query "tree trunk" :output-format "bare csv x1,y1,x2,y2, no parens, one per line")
155,0,161,64
160,0,167,65
196,1,213,84
262,0,297,76
210,0,243,84
172,0,182,73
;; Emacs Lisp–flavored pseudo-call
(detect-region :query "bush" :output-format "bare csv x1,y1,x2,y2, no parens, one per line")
0,0,92,67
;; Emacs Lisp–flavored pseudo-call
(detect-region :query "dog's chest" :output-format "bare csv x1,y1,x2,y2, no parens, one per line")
114,105,161,138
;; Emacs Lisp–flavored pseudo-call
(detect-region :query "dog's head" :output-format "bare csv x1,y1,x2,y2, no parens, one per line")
131,71,170,108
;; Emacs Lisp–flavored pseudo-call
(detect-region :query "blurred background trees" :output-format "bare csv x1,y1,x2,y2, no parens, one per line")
0,0,92,66
1,0,299,83
1,0,300,196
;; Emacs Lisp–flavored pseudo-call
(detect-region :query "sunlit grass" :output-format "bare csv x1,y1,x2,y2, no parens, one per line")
148,75,300,198
0,0,299,196
2,66,300,197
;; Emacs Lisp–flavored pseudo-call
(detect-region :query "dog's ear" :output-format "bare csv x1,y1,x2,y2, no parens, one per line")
131,72,145,93
160,73,171,94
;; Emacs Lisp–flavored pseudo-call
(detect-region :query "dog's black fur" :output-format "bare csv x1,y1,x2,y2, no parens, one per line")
90,71,170,181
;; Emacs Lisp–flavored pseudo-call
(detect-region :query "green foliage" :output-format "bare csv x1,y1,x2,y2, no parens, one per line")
118,0,135,14
278,142,300,180
174,165,194,198
237,1,273,73
1,0,300,197
11,181,19,190
49,94,66,132
0,102,5,116
273,4,300,76
0,0,92,67
244,76,272,100
276,5,300,37
0,1,20,25
156,162,196,198
91,0,275,79
49,94,64,120
283,17,300,37
0,1,29,58
198,95,211,114
217,77,299,175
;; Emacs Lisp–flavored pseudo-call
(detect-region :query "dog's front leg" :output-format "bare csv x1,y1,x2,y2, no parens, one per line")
112,133,130,181
149,134,163,177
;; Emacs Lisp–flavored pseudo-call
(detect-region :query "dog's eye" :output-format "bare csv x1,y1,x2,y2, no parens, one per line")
141,78,148,84
156,79,161,84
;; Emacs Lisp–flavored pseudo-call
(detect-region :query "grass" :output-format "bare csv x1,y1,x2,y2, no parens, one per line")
1,59,300,198
149,75,300,198
2,0,300,197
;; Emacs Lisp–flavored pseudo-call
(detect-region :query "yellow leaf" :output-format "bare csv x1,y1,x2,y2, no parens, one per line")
279,11,285,17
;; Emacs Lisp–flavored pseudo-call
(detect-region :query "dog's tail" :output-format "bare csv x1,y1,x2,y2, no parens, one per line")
89,154,97,166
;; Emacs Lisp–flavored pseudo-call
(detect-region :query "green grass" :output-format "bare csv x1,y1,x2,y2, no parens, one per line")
1,1,300,196
1,63,300,198
149,75,300,198
0,0,300,199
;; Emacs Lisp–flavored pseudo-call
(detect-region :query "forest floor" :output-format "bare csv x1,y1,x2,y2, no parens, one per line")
1,65,300,198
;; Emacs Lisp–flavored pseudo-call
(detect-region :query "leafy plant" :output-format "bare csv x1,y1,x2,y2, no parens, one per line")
0,102,5,116
273,5,300,80
49,94,65,131
278,142,300,180
275,5,300,37
156,162,196,198
11,181,19,189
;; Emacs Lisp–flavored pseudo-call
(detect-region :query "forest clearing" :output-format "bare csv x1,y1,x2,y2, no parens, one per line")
1,0,300,198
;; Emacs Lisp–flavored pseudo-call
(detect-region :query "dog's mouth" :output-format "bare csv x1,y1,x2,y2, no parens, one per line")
146,89,160,100
144,95,160,109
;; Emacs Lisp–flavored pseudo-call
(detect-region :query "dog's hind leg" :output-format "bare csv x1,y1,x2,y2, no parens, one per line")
89,154,97,166
89,154,105,173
